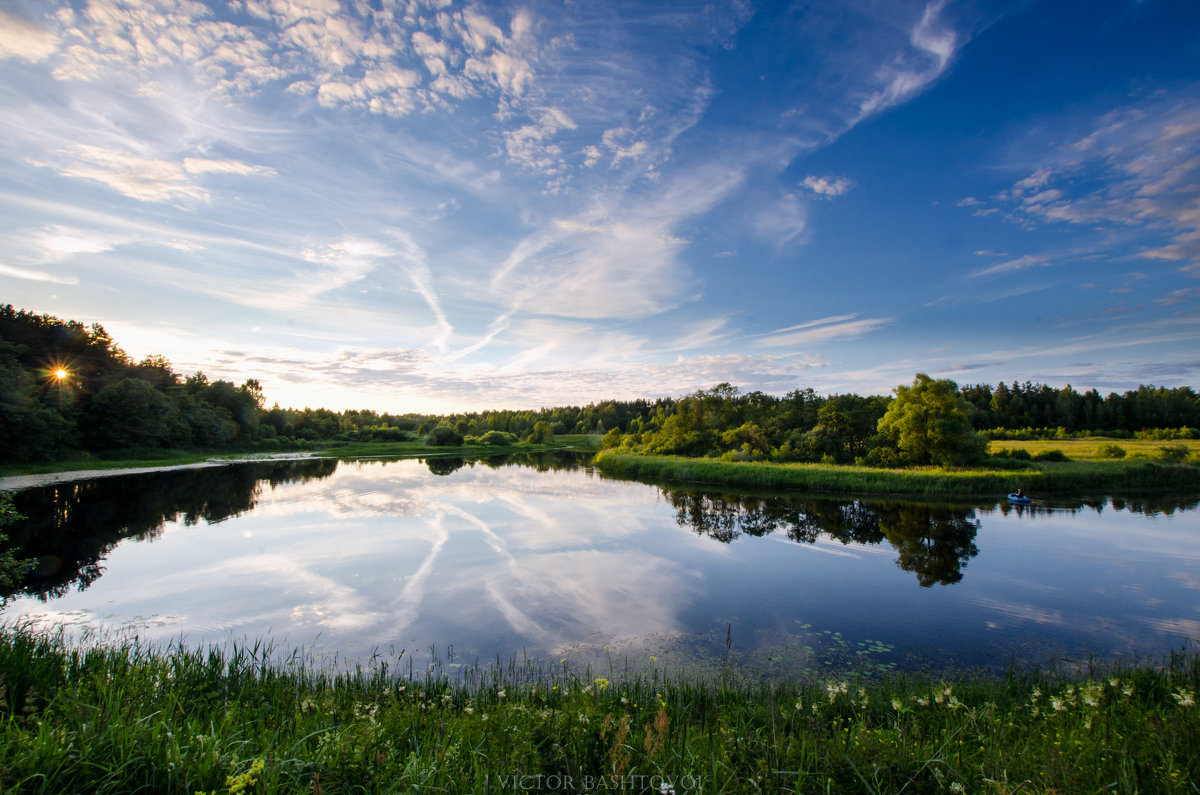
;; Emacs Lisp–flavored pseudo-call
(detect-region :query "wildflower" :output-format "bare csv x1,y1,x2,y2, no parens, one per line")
594,678,609,691
891,697,903,712
949,783,965,794
1108,677,1119,689
914,696,930,707
620,696,629,705
578,712,589,724
464,706,474,715
795,699,804,712
481,714,489,721
1051,697,1065,712
1173,689,1196,707
225,759,265,795
498,690,506,699
1122,684,1134,698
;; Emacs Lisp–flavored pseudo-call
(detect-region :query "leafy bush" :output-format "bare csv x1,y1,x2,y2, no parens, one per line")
1158,443,1190,462
992,448,1032,461
1096,443,1127,459
1032,450,1069,462
425,425,464,447
477,430,519,446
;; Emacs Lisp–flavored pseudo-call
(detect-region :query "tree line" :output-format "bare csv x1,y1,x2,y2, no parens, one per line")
2,305,1197,466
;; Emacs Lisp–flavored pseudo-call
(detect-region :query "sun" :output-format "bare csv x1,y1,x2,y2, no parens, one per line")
54,369,69,381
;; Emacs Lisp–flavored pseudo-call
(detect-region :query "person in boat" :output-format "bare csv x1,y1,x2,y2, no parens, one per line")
1014,488,1025,498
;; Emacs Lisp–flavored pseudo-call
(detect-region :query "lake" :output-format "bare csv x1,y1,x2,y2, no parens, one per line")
3,453,1199,678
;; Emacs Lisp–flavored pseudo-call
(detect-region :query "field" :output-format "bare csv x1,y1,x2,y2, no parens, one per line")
987,438,1200,462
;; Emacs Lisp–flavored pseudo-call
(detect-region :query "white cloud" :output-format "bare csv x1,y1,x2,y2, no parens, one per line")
800,175,854,198
0,9,61,62
32,145,209,203
504,107,576,173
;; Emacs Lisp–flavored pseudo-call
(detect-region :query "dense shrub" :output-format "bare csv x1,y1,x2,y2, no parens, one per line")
1159,443,1190,462
1032,450,1069,462
1097,443,1127,459
425,425,464,447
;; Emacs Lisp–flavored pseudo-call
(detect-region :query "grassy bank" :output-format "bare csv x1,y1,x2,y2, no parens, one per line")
0,626,1196,793
0,440,590,479
593,452,1200,497
0,449,256,478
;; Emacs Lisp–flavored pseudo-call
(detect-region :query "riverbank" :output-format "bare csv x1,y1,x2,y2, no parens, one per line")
0,441,592,490
0,625,1195,793
593,451,1200,497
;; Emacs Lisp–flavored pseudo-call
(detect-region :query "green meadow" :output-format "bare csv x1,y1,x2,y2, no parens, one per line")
593,451,1200,498
0,625,1197,794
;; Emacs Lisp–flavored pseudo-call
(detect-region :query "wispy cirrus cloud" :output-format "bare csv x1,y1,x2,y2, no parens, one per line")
752,314,891,348
992,98,1200,274
854,0,959,120
28,145,275,203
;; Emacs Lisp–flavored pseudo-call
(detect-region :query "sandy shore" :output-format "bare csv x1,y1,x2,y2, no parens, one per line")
0,453,316,491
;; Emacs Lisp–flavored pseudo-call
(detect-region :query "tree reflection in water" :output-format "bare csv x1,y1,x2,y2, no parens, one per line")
661,487,980,587
3,459,338,601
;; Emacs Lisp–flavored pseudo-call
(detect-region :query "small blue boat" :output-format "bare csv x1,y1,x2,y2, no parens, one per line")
1007,493,1031,504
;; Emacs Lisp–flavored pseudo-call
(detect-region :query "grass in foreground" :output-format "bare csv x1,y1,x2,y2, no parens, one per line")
0,626,1197,794
594,452,1200,497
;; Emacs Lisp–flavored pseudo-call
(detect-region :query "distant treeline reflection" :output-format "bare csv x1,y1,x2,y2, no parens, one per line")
662,487,1200,586
4,459,338,601
662,488,981,587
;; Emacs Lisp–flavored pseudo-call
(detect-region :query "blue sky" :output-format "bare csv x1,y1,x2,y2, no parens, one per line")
1,0,1197,413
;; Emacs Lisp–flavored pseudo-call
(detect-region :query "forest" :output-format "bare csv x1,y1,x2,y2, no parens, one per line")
2,304,1199,466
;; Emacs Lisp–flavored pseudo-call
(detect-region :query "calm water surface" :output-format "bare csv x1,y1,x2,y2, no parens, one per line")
3,454,1199,676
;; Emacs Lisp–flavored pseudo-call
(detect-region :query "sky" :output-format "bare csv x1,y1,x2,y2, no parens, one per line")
1,0,1198,413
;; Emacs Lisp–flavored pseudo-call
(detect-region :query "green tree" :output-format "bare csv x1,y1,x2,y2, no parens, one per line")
877,374,985,467
85,377,175,449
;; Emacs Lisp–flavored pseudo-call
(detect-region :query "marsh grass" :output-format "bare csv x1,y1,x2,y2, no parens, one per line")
594,452,1200,497
0,624,1197,793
